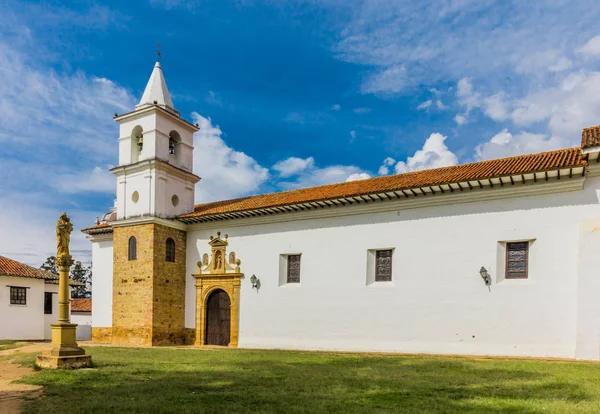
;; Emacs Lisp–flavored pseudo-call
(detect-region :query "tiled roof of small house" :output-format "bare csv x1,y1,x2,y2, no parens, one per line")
71,298,92,312
178,146,585,221
0,255,59,281
582,125,600,149
0,255,85,286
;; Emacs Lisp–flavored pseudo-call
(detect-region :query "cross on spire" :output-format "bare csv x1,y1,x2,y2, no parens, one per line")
157,41,162,62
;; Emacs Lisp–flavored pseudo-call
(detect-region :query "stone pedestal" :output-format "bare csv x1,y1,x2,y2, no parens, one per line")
35,324,92,369
35,249,92,369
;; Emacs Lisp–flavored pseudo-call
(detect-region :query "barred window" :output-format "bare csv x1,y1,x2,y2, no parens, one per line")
375,250,393,282
506,242,529,279
10,287,27,305
128,236,137,261
287,255,301,283
44,292,53,314
166,238,176,262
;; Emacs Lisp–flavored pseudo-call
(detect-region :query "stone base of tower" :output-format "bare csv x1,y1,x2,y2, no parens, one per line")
111,220,188,346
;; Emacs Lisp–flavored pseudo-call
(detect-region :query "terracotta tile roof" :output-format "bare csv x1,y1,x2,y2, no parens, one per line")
179,147,585,221
81,222,111,234
582,126,600,149
0,255,58,281
71,298,92,312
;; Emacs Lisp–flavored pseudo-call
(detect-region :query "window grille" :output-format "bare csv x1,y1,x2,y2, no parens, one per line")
287,255,301,283
506,242,529,279
375,250,393,282
10,287,27,305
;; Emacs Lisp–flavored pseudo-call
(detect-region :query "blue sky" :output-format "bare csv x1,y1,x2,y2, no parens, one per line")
2,0,600,265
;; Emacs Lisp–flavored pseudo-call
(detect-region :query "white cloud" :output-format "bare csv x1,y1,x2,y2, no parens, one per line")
346,172,370,181
272,157,315,177
0,9,134,265
454,113,468,125
474,129,565,161
278,163,370,190
378,157,396,175
192,113,269,202
332,103,341,111
380,133,458,174
353,107,371,114
350,130,356,141
460,70,600,145
417,100,432,110
578,34,600,57
514,50,572,75
361,65,408,95
482,92,510,121
50,167,115,194
333,1,600,94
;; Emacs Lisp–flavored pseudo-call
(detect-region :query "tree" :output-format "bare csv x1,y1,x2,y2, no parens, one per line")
70,261,92,298
40,256,58,275
40,256,92,298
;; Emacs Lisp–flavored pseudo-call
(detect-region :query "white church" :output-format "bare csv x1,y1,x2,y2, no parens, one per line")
83,60,600,360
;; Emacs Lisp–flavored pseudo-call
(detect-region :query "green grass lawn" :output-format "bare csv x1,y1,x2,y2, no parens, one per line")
14,346,600,413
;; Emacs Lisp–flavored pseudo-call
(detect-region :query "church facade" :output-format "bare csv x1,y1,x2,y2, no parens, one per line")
84,61,600,360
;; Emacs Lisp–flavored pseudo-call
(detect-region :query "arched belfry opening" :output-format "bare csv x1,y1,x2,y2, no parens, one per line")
130,125,143,163
205,289,231,346
168,130,182,166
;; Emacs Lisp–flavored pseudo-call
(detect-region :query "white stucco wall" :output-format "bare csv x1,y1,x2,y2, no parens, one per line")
0,276,48,340
185,176,600,359
43,284,58,340
72,312,92,341
91,236,113,329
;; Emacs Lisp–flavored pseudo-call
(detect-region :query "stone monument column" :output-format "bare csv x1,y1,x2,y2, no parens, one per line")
36,213,92,369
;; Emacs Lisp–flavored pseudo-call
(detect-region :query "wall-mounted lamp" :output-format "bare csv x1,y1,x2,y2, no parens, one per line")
479,267,492,286
250,274,260,290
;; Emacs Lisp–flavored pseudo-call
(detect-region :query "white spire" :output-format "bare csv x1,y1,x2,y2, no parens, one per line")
135,61,175,111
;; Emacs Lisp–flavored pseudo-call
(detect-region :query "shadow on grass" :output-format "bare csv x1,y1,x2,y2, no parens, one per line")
16,348,599,414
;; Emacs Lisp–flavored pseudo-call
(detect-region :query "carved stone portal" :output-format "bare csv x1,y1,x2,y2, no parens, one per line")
193,233,243,347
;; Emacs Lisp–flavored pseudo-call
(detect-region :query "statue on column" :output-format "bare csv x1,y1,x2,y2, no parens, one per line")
56,212,73,258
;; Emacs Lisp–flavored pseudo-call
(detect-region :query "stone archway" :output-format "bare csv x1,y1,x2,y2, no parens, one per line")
205,289,231,346
193,233,244,347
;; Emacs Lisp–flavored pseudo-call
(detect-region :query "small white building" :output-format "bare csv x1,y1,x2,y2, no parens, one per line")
0,255,86,341
71,298,92,341
0,255,59,340
84,61,600,360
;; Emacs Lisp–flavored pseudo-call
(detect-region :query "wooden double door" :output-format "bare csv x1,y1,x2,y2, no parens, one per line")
205,289,231,346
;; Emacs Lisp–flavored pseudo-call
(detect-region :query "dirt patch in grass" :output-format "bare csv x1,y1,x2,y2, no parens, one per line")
0,341,24,352
0,343,52,413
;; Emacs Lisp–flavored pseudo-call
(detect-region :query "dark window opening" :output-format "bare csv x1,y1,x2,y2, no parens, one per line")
10,287,27,305
128,236,137,261
506,241,529,279
375,250,393,282
44,292,53,314
166,238,176,262
287,254,301,283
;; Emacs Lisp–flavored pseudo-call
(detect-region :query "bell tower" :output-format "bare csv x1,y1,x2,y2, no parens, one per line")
111,61,200,220
109,60,198,346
